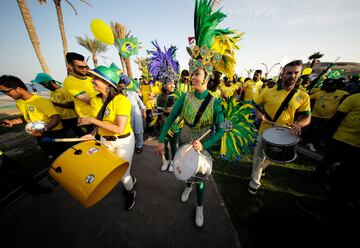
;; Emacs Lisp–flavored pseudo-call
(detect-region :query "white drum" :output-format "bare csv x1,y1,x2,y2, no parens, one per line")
173,144,213,181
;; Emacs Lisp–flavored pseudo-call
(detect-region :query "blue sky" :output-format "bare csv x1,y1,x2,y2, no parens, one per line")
0,0,359,83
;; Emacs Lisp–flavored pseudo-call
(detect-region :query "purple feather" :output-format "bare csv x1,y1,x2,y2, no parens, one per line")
147,40,179,84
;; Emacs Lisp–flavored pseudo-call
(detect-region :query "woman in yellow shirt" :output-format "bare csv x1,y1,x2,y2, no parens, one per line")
78,66,136,211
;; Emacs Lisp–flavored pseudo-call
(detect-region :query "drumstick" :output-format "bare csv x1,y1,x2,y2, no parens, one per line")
262,118,291,129
40,137,94,143
184,129,212,153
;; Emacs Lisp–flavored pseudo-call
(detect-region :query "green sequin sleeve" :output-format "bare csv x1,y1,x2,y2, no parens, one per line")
202,98,225,150
158,93,186,143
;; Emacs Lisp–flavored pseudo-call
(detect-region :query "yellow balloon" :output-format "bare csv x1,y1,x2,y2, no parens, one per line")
90,19,114,45
302,68,312,76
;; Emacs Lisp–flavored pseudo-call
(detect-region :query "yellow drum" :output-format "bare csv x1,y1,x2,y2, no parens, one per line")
49,140,128,208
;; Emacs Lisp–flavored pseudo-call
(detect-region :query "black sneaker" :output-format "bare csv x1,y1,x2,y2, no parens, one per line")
125,190,136,211
248,186,258,195
135,147,143,154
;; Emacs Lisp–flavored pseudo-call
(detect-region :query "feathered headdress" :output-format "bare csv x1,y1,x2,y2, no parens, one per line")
188,0,243,77
147,41,180,85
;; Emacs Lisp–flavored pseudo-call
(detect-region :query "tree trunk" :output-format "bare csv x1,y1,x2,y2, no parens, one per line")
17,0,50,74
124,58,133,78
119,55,127,75
92,54,98,67
54,0,68,67
310,59,317,68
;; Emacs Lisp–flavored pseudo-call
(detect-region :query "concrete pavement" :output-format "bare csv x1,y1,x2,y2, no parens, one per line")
0,143,241,248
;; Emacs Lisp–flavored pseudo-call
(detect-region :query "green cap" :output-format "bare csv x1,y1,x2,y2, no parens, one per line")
89,65,120,89
109,63,122,75
31,73,54,84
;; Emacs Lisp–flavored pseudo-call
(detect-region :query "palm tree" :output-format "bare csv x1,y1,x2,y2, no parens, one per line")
17,0,50,73
110,22,134,78
76,34,108,67
37,0,91,64
308,52,324,68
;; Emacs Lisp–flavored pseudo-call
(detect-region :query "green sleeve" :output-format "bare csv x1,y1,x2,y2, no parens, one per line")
158,93,186,143
202,98,225,150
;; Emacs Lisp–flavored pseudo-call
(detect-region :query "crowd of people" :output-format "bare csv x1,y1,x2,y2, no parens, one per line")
1,0,359,228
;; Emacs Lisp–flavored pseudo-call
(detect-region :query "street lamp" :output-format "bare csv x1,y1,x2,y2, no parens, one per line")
261,62,280,79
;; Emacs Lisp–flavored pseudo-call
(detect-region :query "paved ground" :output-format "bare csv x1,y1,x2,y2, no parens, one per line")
0,141,241,248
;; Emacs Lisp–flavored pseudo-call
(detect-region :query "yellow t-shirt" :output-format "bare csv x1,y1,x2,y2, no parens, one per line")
152,81,162,96
16,94,63,130
63,75,96,117
259,86,273,95
311,90,349,119
254,86,311,132
309,87,321,95
333,93,360,148
91,94,132,136
141,84,154,109
243,80,263,101
177,80,192,93
50,88,77,120
209,88,222,98
219,82,238,99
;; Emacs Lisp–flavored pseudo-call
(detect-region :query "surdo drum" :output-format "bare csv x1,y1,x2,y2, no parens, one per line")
49,140,129,208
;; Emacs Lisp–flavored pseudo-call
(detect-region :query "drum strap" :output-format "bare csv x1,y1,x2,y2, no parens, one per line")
96,95,112,120
189,93,213,128
265,87,298,123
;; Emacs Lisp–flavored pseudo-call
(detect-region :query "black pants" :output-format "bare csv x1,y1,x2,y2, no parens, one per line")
314,139,360,205
0,153,42,193
37,129,68,159
62,118,85,137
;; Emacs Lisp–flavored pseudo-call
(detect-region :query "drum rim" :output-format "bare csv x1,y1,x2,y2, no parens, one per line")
262,150,297,163
262,127,299,146
262,139,299,147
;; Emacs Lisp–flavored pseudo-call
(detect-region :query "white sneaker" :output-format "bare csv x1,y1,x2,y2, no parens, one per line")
168,161,174,172
306,143,317,152
195,205,204,227
181,186,193,202
161,159,169,171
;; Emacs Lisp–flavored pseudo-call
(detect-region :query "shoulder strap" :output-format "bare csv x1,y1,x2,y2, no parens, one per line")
190,93,213,127
272,87,298,123
96,95,112,120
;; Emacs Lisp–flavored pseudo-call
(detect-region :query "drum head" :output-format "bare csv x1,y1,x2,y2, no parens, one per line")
25,121,47,134
173,144,198,181
262,127,299,145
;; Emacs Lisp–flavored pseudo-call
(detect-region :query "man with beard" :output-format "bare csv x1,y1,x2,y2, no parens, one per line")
63,52,97,134
248,60,311,195
0,75,66,159
31,73,84,137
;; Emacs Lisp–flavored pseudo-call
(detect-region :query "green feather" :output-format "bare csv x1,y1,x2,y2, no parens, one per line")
194,0,228,49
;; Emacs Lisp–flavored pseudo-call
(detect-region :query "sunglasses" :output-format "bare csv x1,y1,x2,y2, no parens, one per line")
1,88,15,94
74,64,89,70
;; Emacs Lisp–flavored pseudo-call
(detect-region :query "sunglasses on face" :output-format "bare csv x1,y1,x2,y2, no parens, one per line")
74,64,89,70
1,88,15,94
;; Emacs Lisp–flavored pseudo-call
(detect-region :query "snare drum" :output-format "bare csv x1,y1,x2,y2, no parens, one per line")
173,144,213,181
262,127,299,163
49,140,129,208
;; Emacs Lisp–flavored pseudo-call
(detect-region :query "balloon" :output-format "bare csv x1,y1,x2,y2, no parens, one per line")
302,68,312,76
90,19,114,45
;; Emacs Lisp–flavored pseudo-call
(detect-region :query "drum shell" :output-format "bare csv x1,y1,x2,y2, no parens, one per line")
262,127,299,163
173,144,212,181
49,140,128,208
